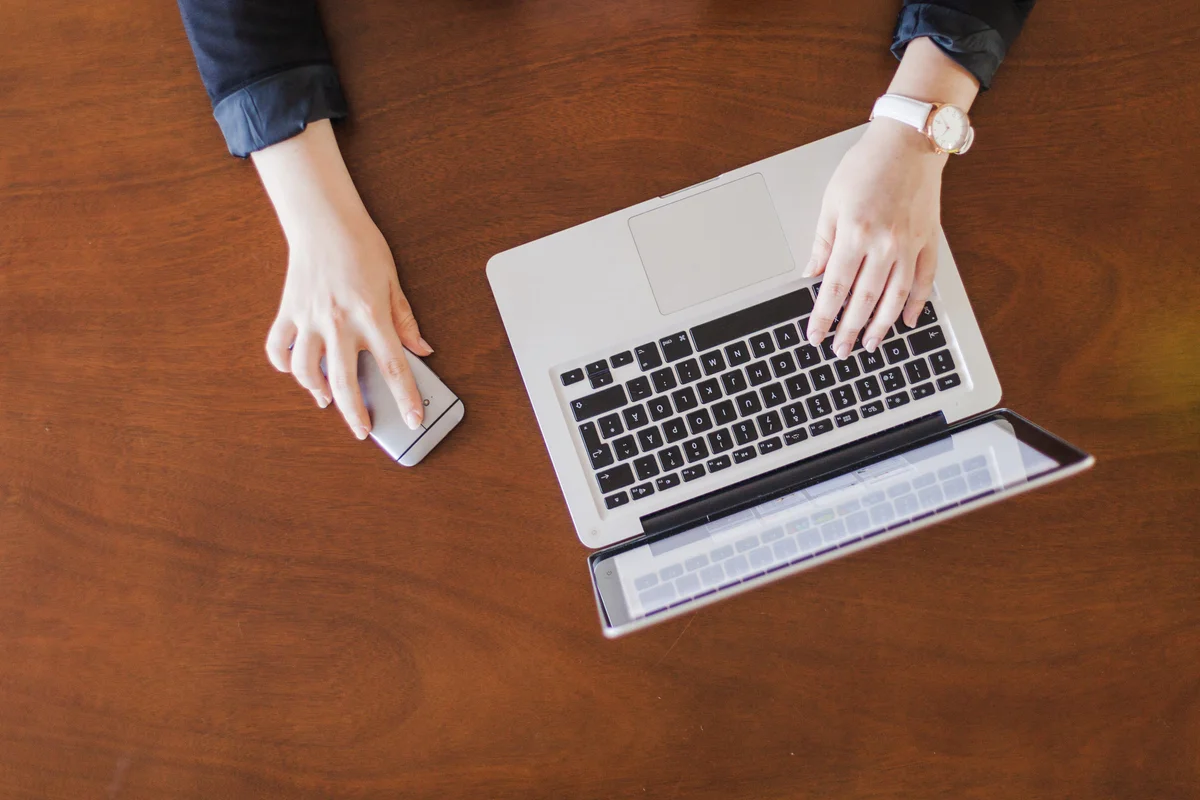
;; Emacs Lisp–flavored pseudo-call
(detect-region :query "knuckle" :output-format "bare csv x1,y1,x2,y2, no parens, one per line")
382,356,410,382
824,280,851,298
330,372,355,392
855,289,880,308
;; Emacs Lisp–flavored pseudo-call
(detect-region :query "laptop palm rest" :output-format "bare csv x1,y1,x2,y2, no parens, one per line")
628,173,795,316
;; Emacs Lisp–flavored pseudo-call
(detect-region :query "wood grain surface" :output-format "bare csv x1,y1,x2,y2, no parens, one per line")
2,0,1198,797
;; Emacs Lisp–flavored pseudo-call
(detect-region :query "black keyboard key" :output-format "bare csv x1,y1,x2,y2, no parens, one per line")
605,491,629,509
725,341,751,366
609,350,634,368
588,442,614,469
707,428,734,453
622,404,648,430
834,409,859,427
761,382,787,408
647,396,672,421
676,358,702,384
700,350,727,375
721,369,748,395
795,344,821,369
757,410,783,436
656,473,681,491
773,322,801,349
806,393,832,418
929,349,956,375
908,325,946,356
732,446,757,463
732,421,758,445
861,400,884,418
613,435,638,460
785,373,811,399
684,437,709,463
589,370,613,388
690,287,815,351
598,413,623,438
855,375,882,401
885,391,910,409
626,375,652,401
681,464,706,482
735,391,763,417
905,358,932,384
660,446,685,471
651,367,677,394
635,343,662,371
831,385,856,410
707,455,732,473
912,381,935,400
758,436,783,454
770,351,797,377
697,378,722,403
784,429,808,446
586,360,608,376
858,349,886,373
781,402,807,427
561,368,584,386
672,386,699,413
596,463,635,494
712,399,737,425
662,418,688,443
660,331,693,362
937,373,962,391
834,358,860,382
579,421,603,450
880,367,905,393
883,339,909,364
811,364,836,391
630,483,654,501
820,337,837,361
749,332,775,358
637,426,664,452
809,419,834,436
746,360,772,386
633,455,660,481
686,408,713,435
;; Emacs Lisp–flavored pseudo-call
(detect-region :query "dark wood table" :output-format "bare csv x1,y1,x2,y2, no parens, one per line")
2,1,1198,797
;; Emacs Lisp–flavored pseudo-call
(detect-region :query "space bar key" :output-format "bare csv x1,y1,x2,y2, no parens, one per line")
690,288,815,352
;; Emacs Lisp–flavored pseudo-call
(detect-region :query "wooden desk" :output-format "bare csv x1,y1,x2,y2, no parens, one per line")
2,1,1197,797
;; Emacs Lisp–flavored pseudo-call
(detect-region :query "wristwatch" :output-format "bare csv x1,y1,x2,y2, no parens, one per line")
870,93,974,155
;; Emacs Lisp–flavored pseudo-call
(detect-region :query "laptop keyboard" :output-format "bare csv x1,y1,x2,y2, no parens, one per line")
559,284,963,511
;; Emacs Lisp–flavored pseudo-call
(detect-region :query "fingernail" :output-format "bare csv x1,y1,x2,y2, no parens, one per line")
835,342,850,360
808,332,821,347
863,336,879,352
801,260,814,278
405,411,423,430
317,395,330,409
417,337,434,354
353,425,369,440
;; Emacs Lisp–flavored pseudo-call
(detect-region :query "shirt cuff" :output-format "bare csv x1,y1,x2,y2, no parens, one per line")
212,64,348,158
891,4,1010,90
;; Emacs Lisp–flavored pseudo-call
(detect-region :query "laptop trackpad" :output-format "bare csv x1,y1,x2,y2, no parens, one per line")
629,173,795,316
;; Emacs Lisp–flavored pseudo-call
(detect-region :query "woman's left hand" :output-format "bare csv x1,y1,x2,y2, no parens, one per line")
803,118,948,359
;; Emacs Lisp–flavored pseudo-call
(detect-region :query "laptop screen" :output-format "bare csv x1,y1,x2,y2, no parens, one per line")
591,410,1091,635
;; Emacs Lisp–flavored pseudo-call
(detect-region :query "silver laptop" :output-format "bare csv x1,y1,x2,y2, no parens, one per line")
487,125,1094,637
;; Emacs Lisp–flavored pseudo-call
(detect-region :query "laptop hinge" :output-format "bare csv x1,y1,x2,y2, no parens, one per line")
639,412,948,539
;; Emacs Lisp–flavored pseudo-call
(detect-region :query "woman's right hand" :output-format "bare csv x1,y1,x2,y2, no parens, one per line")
252,120,432,440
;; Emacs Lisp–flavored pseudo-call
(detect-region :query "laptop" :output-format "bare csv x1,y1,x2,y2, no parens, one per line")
487,125,1094,637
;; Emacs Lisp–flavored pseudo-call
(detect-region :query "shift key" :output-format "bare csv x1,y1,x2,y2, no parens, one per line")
570,385,627,421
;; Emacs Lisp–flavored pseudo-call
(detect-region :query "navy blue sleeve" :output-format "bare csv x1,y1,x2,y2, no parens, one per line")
892,0,1035,89
177,0,348,157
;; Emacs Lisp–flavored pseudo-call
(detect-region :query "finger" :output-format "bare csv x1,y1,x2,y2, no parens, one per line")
265,316,297,373
834,253,894,359
291,328,331,408
390,284,433,356
803,204,837,278
326,334,371,440
862,256,915,351
806,232,863,348
903,245,938,327
365,317,425,431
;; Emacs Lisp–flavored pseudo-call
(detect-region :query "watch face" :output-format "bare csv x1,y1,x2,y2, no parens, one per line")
929,105,970,152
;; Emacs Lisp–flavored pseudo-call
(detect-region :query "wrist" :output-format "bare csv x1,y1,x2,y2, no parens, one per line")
863,117,950,167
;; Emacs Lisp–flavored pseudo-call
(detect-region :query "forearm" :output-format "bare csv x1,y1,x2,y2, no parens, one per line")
891,0,1035,90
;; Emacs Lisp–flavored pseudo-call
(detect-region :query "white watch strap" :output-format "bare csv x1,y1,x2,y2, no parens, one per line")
870,94,932,132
